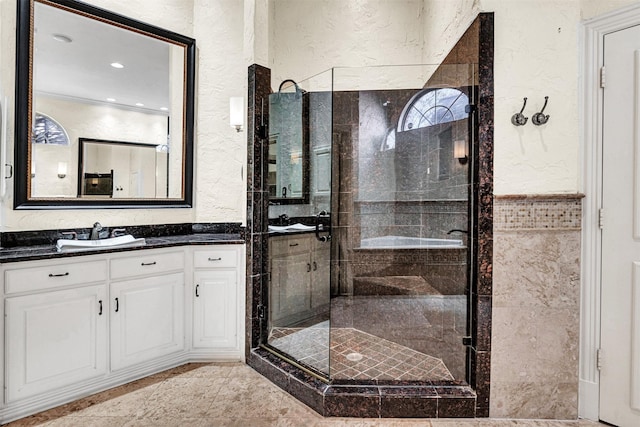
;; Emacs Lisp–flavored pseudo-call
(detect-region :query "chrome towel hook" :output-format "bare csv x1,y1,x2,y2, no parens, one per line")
532,96,550,126
511,97,528,126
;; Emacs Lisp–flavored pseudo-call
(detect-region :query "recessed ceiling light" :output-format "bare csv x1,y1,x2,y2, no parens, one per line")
106,98,116,102
160,107,169,111
52,34,72,43
110,62,124,69
135,103,144,107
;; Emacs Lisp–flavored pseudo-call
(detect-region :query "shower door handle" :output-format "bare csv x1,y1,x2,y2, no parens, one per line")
315,210,331,242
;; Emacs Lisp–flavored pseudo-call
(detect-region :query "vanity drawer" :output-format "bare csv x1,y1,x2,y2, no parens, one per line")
110,251,184,280
270,235,311,257
193,248,238,268
5,260,108,294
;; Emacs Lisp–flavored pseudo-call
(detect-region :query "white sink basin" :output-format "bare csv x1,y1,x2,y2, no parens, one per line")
56,235,146,252
268,223,316,233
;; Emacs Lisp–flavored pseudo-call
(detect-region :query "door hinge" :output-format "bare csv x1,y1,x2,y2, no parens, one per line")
600,66,606,88
257,304,266,320
597,348,603,370
598,208,605,229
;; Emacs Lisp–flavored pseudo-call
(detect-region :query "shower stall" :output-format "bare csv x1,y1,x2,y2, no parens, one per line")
263,63,476,383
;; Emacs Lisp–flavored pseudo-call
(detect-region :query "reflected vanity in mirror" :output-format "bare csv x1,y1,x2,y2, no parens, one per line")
268,80,309,204
15,0,195,208
77,138,169,199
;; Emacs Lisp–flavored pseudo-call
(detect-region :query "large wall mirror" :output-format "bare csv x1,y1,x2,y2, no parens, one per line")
14,0,195,208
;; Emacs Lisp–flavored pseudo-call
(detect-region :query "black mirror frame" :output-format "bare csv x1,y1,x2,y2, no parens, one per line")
14,0,196,209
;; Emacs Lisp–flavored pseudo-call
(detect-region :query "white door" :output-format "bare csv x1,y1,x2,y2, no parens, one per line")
110,273,184,371
193,270,237,348
600,24,640,427
5,285,107,401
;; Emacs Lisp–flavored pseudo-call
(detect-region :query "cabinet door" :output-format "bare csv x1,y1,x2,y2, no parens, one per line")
270,252,311,324
311,241,330,309
5,285,107,402
110,273,184,371
193,270,237,349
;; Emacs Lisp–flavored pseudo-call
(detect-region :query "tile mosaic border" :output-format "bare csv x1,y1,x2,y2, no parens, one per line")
494,194,584,231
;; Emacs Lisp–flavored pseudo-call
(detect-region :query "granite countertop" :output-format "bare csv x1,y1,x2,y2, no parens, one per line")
0,233,245,264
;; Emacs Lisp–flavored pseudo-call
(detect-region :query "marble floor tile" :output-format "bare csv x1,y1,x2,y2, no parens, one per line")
3,363,610,427
47,416,131,426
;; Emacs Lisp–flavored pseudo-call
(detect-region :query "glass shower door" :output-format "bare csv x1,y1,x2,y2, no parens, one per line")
265,70,334,377
329,64,475,382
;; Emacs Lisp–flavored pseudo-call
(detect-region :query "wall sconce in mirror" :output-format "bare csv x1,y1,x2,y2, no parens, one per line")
230,97,244,132
57,162,67,179
454,139,468,165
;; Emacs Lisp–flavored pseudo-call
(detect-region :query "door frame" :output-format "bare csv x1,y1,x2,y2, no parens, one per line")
580,3,640,421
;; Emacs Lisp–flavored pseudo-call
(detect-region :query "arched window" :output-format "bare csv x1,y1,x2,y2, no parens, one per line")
32,112,70,145
398,88,469,132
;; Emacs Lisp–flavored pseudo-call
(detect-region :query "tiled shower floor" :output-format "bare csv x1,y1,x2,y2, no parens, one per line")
269,322,454,381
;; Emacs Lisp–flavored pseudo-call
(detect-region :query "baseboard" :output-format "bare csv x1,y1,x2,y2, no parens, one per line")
579,379,599,421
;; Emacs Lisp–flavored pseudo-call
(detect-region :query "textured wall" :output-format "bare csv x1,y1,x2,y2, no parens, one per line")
192,0,247,224
269,0,426,88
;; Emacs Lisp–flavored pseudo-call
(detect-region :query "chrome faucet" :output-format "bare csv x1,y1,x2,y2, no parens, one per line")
110,228,126,238
90,222,103,240
278,214,290,225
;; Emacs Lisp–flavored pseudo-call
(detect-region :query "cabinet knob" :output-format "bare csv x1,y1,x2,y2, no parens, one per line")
98,300,103,316
195,284,200,297
114,297,119,313
141,261,157,266
313,261,317,271
208,257,222,262
307,263,311,273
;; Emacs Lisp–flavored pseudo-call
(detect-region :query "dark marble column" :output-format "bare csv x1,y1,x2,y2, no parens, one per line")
246,64,271,357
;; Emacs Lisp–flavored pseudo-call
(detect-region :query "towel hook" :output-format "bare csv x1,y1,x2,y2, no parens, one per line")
532,96,550,126
511,97,528,126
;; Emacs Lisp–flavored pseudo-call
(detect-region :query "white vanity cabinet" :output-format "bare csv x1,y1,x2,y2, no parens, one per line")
310,238,330,310
110,251,185,371
269,234,330,325
0,243,245,425
192,247,243,356
4,258,108,402
270,234,312,324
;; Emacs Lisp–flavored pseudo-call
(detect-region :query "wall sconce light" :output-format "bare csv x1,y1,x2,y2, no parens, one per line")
454,140,468,165
57,162,67,179
91,177,98,187
230,97,244,132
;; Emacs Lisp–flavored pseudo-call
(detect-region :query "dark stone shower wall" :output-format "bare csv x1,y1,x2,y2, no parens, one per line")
246,64,271,356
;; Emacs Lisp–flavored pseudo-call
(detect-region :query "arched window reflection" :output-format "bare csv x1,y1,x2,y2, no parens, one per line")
398,88,469,132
